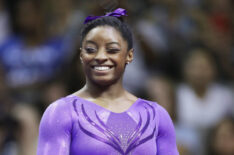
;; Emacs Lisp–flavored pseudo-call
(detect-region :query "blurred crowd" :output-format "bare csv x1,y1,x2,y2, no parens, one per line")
0,0,233,155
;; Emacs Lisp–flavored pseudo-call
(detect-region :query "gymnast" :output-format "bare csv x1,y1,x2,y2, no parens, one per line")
37,8,179,155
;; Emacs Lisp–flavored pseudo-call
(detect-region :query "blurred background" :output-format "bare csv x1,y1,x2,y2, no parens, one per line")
0,0,233,154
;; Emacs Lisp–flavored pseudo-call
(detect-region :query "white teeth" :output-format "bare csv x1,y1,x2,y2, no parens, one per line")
94,66,111,71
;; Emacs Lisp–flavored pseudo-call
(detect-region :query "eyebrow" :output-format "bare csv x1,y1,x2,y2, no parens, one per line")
85,40,97,45
85,40,120,47
106,42,120,46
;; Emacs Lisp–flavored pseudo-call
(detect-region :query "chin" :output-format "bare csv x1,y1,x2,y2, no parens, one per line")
90,77,119,87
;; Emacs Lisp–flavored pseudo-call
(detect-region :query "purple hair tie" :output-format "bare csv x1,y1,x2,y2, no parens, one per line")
84,8,127,24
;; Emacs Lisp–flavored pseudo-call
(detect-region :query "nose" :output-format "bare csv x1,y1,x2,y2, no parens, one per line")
94,48,108,63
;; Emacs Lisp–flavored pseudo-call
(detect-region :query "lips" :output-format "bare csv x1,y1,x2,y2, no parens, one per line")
91,65,114,72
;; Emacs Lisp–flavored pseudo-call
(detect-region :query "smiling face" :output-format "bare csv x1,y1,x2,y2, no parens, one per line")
80,26,133,86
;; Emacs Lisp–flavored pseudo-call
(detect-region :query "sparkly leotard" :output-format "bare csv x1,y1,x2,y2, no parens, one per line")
37,95,178,155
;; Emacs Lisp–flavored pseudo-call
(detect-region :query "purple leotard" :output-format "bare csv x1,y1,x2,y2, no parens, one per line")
37,95,178,155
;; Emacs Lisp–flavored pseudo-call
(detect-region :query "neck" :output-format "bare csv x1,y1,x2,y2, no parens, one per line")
81,78,126,100
190,83,209,98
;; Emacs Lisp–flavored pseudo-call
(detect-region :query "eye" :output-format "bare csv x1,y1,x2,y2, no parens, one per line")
107,49,120,54
85,47,97,53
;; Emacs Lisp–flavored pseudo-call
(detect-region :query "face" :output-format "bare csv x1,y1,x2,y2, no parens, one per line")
184,51,215,88
16,0,42,33
80,26,133,86
213,121,234,155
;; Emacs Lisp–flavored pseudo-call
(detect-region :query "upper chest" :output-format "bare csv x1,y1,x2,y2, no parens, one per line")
69,98,158,155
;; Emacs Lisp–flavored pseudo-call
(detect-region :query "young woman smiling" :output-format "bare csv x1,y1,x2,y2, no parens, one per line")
37,8,178,155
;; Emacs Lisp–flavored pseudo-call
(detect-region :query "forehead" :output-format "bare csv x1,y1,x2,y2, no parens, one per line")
83,26,127,45
188,53,212,65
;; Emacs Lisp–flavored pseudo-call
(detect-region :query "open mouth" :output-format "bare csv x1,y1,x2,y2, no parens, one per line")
91,66,114,71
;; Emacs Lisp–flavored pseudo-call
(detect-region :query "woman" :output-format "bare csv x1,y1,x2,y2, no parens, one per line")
37,8,178,155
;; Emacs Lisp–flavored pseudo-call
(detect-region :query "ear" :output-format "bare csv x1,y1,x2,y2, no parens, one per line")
80,48,83,64
126,48,134,63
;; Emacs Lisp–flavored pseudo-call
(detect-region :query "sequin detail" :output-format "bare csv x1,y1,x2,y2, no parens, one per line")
76,102,156,155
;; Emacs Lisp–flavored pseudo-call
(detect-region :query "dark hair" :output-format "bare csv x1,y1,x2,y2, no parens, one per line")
81,16,133,50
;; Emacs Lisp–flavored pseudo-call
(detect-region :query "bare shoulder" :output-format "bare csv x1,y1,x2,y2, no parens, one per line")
125,91,138,102
71,88,87,98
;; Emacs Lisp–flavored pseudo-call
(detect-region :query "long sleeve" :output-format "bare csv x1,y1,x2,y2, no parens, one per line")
156,105,179,155
37,99,73,155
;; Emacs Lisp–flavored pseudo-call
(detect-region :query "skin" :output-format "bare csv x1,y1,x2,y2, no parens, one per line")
16,0,45,46
213,120,234,155
184,50,216,98
73,25,137,113
37,23,179,155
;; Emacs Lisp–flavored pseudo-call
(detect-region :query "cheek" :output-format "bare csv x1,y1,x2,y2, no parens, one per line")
81,54,93,65
113,53,127,65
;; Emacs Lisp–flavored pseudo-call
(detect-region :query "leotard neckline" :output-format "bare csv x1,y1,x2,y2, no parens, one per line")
70,95,141,114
